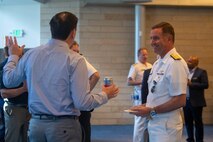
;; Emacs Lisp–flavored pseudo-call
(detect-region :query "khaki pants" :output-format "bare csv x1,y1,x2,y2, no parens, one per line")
4,103,30,142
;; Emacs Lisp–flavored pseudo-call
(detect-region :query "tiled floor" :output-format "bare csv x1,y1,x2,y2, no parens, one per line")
91,125,213,142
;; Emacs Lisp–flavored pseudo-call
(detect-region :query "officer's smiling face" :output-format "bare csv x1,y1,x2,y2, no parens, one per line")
150,28,169,57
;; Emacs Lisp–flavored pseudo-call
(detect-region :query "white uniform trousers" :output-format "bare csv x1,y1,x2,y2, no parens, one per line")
133,100,149,142
148,110,183,142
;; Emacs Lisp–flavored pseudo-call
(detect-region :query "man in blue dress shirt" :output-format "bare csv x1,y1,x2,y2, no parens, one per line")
3,11,119,142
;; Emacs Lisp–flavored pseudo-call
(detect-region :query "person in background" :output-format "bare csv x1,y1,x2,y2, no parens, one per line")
127,48,152,142
70,41,100,142
3,11,119,142
0,42,29,142
130,22,189,142
141,68,152,105
139,68,152,142
0,46,8,142
183,56,209,142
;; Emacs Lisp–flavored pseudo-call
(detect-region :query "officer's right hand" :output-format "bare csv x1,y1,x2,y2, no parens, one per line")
102,84,119,99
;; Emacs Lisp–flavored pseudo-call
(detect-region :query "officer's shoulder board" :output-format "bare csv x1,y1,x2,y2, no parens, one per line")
132,63,137,66
170,53,181,60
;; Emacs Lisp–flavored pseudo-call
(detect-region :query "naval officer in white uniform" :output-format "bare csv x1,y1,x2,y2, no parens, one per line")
129,22,189,142
127,48,152,142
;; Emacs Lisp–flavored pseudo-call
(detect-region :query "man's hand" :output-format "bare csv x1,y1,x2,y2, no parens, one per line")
187,79,192,86
102,84,119,99
6,36,25,57
0,89,4,98
128,105,151,117
22,81,28,93
0,80,28,99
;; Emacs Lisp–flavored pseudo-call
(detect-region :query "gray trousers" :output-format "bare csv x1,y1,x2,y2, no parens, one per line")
4,103,30,142
28,117,82,142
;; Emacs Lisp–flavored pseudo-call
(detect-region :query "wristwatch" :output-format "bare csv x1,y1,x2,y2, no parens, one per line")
150,108,157,118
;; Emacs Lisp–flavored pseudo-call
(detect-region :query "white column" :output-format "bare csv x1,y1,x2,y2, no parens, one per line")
134,5,146,62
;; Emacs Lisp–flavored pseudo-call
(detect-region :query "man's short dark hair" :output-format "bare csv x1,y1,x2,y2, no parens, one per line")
137,48,147,57
49,11,78,40
152,22,175,42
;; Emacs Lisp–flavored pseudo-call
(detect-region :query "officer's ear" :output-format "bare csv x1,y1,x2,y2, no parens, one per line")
164,34,173,44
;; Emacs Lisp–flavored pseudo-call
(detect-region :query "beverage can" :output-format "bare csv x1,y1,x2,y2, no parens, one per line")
104,77,113,87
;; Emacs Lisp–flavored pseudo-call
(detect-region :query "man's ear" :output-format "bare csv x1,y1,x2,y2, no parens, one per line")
167,34,173,42
70,28,76,40
66,29,76,46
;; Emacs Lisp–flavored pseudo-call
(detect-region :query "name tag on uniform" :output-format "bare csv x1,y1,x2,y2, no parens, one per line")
157,72,164,75
157,70,164,75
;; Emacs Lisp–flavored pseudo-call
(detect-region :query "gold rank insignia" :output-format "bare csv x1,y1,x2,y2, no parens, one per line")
170,53,181,60
132,63,137,66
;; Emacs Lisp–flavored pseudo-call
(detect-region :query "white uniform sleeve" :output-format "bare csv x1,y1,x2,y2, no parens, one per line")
127,65,136,79
84,58,97,78
167,61,188,96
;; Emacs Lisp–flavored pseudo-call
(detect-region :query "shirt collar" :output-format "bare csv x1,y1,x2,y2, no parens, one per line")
158,48,177,64
190,67,197,74
48,39,70,52
137,61,148,66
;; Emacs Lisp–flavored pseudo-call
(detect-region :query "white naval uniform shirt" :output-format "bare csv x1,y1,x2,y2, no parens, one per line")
84,58,97,78
146,48,188,108
128,61,152,102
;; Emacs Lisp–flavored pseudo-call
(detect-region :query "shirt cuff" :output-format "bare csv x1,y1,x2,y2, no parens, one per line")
99,91,109,103
8,55,20,64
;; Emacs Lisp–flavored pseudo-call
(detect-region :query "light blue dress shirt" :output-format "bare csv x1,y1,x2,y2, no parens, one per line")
3,39,108,116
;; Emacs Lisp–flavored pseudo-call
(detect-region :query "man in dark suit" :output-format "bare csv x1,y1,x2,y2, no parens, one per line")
183,56,209,142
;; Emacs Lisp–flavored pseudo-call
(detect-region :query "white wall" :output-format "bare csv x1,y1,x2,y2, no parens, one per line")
0,4,40,48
